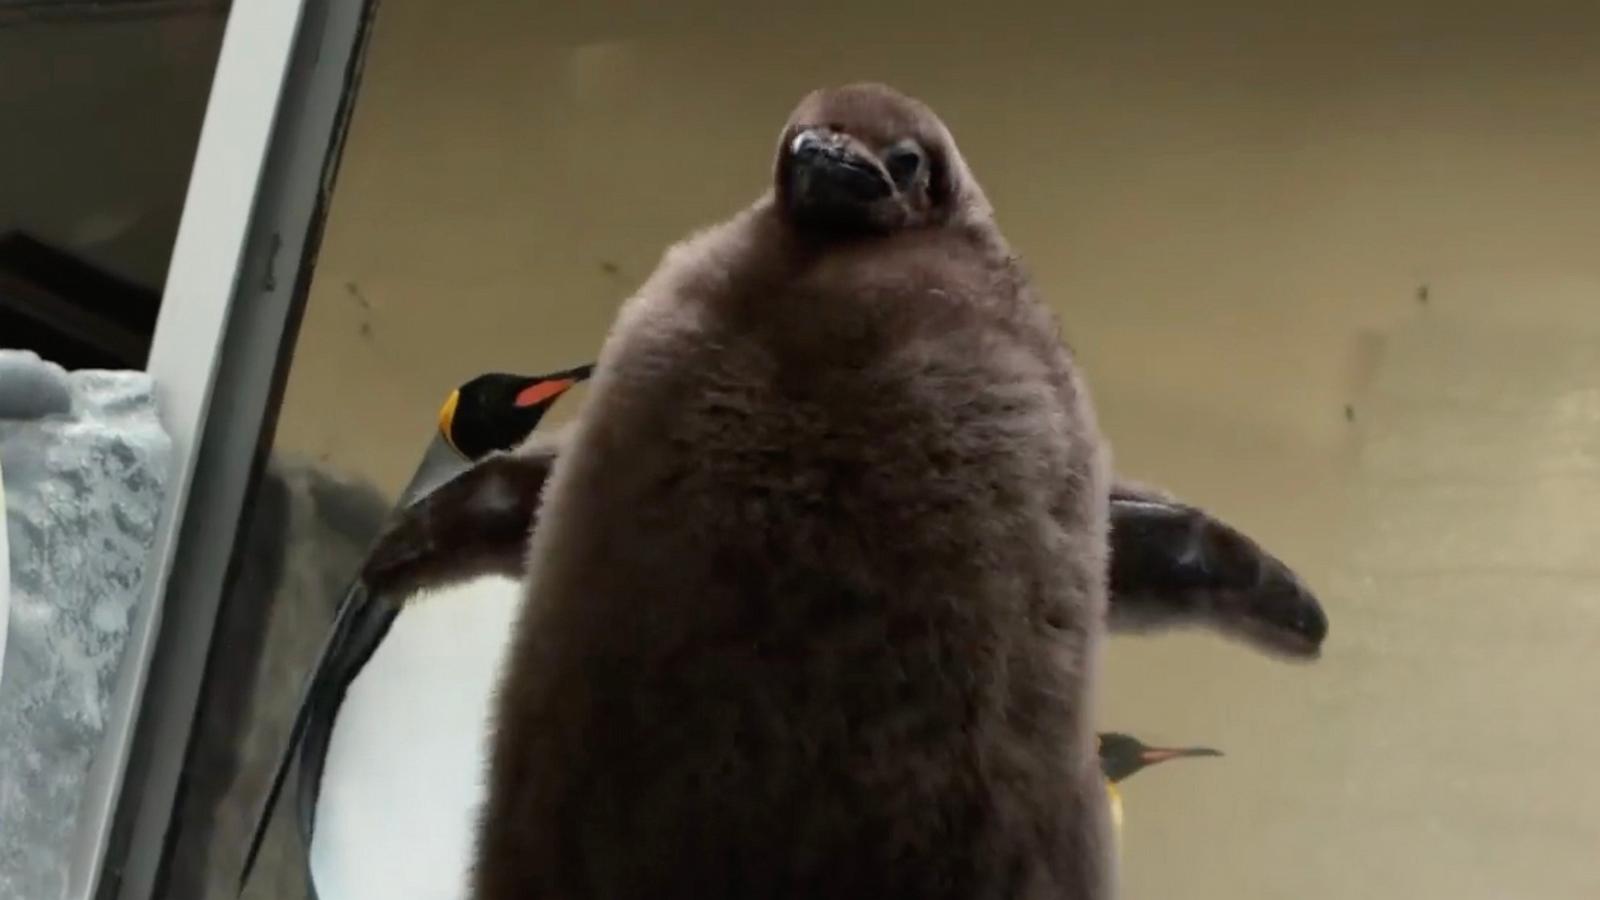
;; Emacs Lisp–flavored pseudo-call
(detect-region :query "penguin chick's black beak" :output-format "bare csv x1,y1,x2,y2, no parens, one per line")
785,128,894,228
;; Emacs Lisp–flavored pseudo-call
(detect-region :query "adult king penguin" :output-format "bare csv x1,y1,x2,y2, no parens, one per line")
1096,732,1222,843
238,365,591,900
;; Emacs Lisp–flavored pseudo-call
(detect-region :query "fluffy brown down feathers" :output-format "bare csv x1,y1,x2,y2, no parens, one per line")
473,83,1115,900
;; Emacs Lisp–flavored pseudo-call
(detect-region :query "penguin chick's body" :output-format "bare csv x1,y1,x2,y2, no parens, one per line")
475,83,1115,900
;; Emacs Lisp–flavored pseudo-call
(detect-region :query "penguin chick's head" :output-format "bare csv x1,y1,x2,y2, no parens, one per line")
439,365,594,461
775,82,988,236
1098,732,1223,785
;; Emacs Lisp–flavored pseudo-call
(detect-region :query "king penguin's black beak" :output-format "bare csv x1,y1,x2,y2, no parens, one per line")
786,129,893,227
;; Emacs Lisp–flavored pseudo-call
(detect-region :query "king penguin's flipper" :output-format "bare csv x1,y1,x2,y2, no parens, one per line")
291,587,403,841
236,582,396,893
1107,479,1328,658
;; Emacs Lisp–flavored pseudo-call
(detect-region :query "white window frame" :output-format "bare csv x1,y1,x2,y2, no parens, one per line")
73,0,377,897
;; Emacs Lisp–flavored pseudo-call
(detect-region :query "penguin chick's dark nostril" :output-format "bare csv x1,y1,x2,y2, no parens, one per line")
885,147,922,188
792,132,821,156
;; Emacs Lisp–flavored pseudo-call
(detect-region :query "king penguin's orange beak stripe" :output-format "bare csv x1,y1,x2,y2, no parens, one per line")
438,388,463,454
514,378,577,408
1139,746,1221,766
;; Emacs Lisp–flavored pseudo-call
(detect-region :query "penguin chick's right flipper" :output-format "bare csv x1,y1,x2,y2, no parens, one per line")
1107,478,1328,659
359,435,563,598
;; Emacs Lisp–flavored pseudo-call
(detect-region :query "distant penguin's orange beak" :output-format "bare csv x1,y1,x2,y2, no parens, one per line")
1140,746,1222,766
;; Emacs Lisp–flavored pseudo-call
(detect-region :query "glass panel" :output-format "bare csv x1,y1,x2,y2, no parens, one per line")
183,4,1600,900
0,1,228,369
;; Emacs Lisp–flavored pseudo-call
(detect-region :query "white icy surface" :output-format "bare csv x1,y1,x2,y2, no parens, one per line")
0,352,172,900
1,458,9,697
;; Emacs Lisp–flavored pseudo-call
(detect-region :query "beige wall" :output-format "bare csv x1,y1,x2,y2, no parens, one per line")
273,2,1600,896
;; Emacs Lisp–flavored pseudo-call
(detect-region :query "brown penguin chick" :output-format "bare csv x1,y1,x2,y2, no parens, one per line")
473,83,1116,900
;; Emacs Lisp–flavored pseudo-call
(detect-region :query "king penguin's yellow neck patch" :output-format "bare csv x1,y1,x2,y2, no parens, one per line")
438,389,462,455
1106,780,1123,851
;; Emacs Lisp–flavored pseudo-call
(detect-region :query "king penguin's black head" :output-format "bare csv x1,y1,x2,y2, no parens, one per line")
438,364,594,461
1098,732,1223,784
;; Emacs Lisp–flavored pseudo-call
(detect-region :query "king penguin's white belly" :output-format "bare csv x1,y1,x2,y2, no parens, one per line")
309,574,523,900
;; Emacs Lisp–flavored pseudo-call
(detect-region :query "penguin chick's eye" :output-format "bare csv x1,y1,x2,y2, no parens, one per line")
884,142,925,191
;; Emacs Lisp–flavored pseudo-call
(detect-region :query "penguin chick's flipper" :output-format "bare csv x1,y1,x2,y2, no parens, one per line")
428,366,1329,662
1107,478,1328,659
359,440,560,598
360,441,1328,662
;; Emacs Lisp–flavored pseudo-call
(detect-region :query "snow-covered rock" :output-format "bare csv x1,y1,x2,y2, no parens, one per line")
0,350,172,900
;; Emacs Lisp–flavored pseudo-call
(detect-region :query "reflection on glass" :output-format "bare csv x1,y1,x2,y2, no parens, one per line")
0,2,227,369
187,4,1600,900
0,6,227,900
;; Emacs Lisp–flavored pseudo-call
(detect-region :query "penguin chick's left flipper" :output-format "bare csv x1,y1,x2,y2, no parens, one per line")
359,442,559,598
1107,478,1328,659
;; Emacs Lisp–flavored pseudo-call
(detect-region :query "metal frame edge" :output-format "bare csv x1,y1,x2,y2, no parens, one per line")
79,0,379,896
